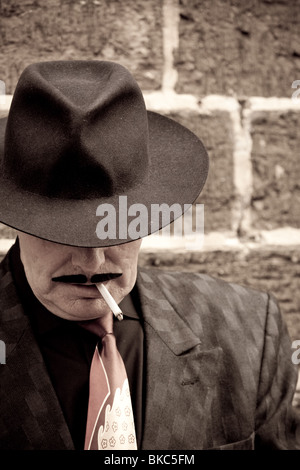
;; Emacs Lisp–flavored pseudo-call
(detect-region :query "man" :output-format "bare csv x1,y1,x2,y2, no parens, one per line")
0,60,299,450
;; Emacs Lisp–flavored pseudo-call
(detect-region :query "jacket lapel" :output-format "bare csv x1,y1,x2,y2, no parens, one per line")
1,253,224,450
0,256,74,450
136,268,223,450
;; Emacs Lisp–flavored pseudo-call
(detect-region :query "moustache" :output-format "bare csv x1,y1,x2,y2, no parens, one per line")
52,273,122,284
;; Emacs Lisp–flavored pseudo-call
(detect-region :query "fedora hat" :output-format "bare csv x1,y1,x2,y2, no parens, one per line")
0,61,208,247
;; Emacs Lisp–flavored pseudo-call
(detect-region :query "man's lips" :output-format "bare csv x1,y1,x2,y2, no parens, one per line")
52,273,122,284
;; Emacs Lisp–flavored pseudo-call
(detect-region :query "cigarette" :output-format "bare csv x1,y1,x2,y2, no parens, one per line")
96,283,123,321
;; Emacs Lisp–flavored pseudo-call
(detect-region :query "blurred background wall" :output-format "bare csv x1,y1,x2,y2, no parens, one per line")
0,0,299,349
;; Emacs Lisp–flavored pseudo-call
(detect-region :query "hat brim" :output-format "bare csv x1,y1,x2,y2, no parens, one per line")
0,112,208,247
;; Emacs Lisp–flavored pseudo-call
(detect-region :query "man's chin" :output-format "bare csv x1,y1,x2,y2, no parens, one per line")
43,297,111,322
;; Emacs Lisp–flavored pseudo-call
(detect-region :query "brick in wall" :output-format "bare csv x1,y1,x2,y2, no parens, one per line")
175,0,300,97
0,0,164,94
250,109,300,229
163,109,235,232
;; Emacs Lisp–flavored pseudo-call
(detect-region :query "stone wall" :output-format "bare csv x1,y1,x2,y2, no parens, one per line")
0,0,299,350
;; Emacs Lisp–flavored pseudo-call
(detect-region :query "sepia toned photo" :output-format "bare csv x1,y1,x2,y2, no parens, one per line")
0,0,299,454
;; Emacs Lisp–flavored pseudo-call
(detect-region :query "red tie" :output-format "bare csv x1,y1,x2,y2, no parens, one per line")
82,315,137,450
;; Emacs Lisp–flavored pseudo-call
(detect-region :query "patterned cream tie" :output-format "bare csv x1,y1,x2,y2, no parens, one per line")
82,315,137,450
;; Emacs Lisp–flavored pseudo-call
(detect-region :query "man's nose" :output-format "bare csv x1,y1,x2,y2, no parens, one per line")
71,247,106,275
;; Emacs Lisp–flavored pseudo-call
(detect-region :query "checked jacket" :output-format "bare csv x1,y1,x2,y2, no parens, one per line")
0,246,299,450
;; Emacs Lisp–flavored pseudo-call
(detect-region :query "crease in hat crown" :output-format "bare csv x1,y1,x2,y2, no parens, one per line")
3,60,150,200
0,59,209,247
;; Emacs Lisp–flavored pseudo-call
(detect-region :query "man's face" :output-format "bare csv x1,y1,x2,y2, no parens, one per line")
18,232,142,321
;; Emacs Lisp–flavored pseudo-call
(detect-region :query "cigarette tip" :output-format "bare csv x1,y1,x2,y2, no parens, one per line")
116,312,123,321
96,282,123,321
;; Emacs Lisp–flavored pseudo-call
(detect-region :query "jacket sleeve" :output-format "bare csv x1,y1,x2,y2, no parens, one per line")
255,293,300,449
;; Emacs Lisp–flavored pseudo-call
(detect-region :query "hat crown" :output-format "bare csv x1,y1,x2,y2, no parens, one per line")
3,61,149,199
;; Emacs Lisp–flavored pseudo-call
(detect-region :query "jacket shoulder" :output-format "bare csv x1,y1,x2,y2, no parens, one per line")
138,266,270,309
137,266,275,347
0,248,29,345
0,249,20,311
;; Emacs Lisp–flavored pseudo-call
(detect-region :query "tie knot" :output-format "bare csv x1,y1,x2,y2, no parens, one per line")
101,331,115,340
101,332,117,350
78,313,113,338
